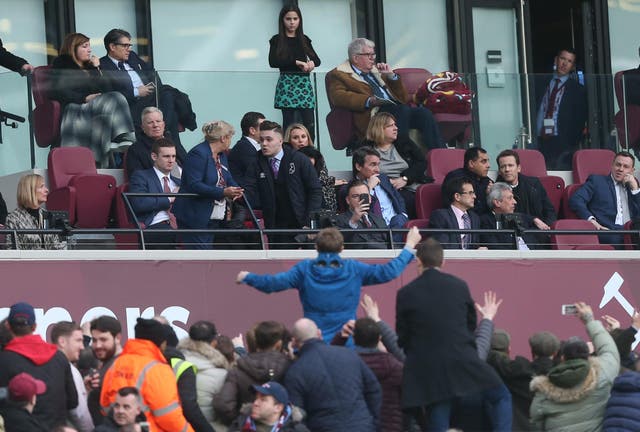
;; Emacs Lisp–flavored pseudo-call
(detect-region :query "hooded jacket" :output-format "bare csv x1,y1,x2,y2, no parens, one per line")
244,247,414,343
214,351,290,425
529,320,619,432
0,334,78,429
178,338,229,430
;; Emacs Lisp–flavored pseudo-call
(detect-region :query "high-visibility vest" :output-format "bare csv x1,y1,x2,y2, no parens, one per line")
170,357,197,380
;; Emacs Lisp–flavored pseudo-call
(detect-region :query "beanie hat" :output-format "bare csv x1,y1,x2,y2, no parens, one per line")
529,331,561,357
134,318,167,347
491,329,510,353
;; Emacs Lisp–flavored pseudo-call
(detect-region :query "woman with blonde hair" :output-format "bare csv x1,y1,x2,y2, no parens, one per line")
173,121,244,249
51,32,135,167
5,174,66,249
362,112,430,218
285,123,346,213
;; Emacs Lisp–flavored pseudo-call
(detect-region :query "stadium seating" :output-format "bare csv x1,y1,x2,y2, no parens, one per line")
572,149,615,183
426,149,464,184
31,65,62,148
550,219,614,250
415,183,443,220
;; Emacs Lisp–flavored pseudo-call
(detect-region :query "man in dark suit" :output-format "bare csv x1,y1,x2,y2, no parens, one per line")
335,179,389,249
348,147,408,241
570,151,640,246
228,111,265,187
396,239,511,431
243,120,322,247
443,147,493,215
99,28,182,146
535,48,587,170
429,176,482,249
480,182,538,249
129,138,180,249
495,149,557,229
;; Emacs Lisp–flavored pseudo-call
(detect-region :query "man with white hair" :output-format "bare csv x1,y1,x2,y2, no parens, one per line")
283,318,381,432
326,37,443,150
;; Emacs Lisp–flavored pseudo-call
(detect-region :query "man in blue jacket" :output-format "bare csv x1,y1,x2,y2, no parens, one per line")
237,226,421,343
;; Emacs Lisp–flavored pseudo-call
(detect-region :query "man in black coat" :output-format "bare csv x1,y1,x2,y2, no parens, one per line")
429,176,483,249
0,38,33,74
0,303,78,429
99,28,182,146
243,120,322,247
535,48,587,170
228,111,265,188
396,238,511,431
284,318,382,432
443,147,492,215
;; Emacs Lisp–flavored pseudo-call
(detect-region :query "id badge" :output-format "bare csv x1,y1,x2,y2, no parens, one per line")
543,118,555,135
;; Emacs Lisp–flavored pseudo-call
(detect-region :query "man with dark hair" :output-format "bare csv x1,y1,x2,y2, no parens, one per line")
243,120,322,247
94,387,143,431
125,107,188,178
335,179,389,249
177,320,228,430
50,321,94,432
0,303,78,429
99,29,192,147
228,111,266,187
87,316,123,425
350,146,408,236
530,302,619,431
326,37,443,149
284,318,382,431
101,318,193,431
495,149,556,230
228,381,310,432
443,147,492,215
0,372,48,432
236,226,421,343
570,150,640,246
129,137,181,249
214,321,289,425
535,48,587,169
429,176,483,249
396,239,512,431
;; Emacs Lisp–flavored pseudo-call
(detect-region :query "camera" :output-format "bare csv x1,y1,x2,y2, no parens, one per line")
43,210,72,235
496,213,525,235
309,210,337,230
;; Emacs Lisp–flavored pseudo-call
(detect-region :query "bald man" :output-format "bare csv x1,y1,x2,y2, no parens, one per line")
283,318,381,432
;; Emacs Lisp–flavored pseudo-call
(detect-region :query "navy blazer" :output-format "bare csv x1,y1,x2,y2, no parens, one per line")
335,209,389,249
535,75,587,146
99,51,159,105
570,174,640,229
172,141,238,229
428,207,481,249
129,168,181,227
228,136,259,188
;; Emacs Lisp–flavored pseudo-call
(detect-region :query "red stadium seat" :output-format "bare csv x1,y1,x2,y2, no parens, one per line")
406,218,430,241
539,176,565,216
561,183,582,219
572,149,615,184
415,183,443,219
514,149,547,177
47,147,116,228
550,219,614,250
324,74,358,150
31,65,62,148
113,183,142,249
426,149,464,184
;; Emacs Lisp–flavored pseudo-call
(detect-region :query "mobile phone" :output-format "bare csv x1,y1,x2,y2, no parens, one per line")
561,304,578,315
359,193,370,204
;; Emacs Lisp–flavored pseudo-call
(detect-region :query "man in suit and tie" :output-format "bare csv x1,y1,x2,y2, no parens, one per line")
570,151,640,247
335,179,389,249
99,28,182,146
349,146,408,242
327,38,443,150
243,120,322,248
535,48,587,170
429,176,483,249
228,111,265,187
129,138,180,249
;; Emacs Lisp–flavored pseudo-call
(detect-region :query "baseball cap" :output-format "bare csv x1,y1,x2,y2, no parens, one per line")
8,302,36,326
252,381,289,405
8,373,46,402
491,329,510,353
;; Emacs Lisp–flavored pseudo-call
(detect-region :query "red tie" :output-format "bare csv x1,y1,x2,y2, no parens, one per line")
163,176,177,229
215,156,227,187
544,79,561,119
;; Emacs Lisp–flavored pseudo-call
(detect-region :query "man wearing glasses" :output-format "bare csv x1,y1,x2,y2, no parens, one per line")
100,28,184,147
327,37,444,150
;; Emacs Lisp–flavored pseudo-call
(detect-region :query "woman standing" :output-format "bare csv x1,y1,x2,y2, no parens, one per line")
269,5,321,140
5,174,66,250
172,121,244,249
51,33,135,167
362,112,431,219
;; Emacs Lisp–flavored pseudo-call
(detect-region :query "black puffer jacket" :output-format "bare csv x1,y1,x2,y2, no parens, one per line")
213,351,291,424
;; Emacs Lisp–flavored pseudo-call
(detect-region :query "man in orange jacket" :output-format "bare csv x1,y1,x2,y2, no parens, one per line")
100,318,193,432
